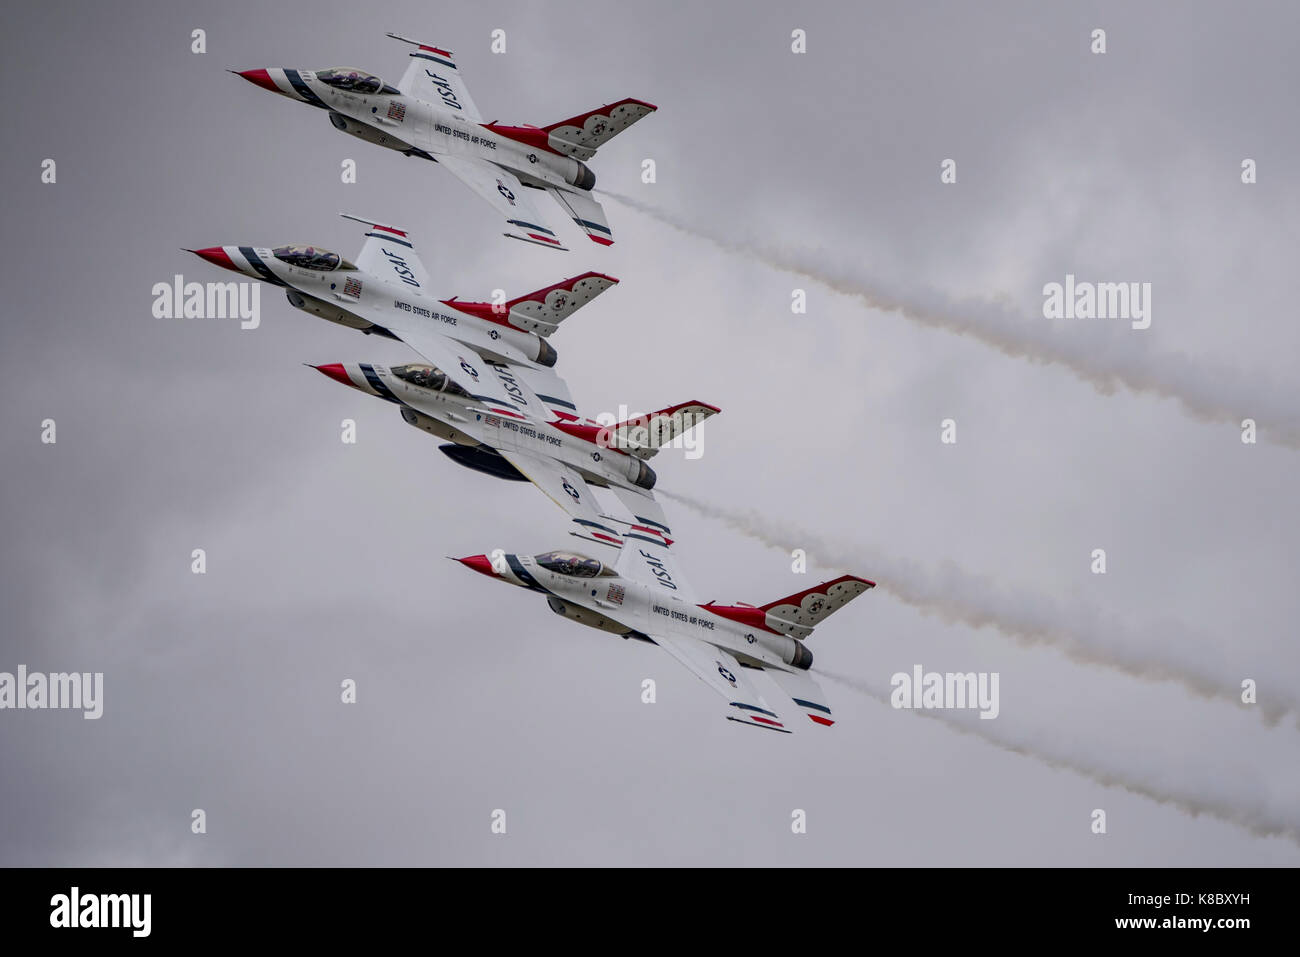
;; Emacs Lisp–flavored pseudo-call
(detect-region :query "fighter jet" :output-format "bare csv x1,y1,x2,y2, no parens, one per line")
312,359,719,546
456,537,875,732
189,212,602,382
232,34,656,250
189,214,718,542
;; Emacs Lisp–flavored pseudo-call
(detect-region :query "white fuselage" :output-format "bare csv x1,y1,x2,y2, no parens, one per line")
326,362,655,494
208,242,554,368
268,68,589,192
486,553,812,675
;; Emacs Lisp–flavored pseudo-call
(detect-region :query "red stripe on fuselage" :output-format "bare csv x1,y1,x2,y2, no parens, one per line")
480,122,565,156
440,299,512,327
552,421,608,446
699,603,780,634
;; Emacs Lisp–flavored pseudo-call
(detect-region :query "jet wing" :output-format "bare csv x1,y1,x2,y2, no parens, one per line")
378,316,527,417
505,362,580,418
386,35,483,120
477,358,564,422
434,156,566,250
609,488,697,603
652,634,790,733
341,214,432,291
494,449,624,548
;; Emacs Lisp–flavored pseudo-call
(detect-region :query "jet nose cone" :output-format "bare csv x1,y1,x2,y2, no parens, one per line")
456,555,497,578
312,363,353,387
190,246,240,273
235,68,280,93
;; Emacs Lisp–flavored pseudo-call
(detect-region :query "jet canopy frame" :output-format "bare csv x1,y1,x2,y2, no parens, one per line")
271,245,356,272
316,68,399,96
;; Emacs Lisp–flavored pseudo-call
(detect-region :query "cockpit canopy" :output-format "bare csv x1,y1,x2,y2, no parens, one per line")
271,245,356,272
535,551,610,578
316,68,400,96
391,364,468,396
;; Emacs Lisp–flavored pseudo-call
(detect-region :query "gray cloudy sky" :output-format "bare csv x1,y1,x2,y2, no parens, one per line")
2,0,1298,865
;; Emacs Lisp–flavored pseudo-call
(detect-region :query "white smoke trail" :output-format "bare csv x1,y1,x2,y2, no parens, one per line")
601,190,1300,449
821,670,1300,846
663,489,1296,725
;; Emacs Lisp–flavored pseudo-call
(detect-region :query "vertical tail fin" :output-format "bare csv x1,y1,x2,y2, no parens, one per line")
543,98,657,160
758,576,876,639
705,575,876,641
547,186,615,246
441,272,619,337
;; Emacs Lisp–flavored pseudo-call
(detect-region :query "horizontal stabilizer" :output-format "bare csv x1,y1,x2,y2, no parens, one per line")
765,669,835,727
505,232,569,252
547,187,614,246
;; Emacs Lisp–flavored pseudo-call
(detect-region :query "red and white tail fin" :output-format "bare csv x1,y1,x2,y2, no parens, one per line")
543,98,657,160
602,401,721,458
705,575,876,641
441,272,618,337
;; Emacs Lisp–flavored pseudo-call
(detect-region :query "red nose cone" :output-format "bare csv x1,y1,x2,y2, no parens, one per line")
457,555,497,578
313,364,353,388
237,69,280,93
190,246,239,273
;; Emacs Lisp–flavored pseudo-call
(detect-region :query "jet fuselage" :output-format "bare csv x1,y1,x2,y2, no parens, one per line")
238,67,594,194
458,551,816,675
191,241,557,370
317,362,657,494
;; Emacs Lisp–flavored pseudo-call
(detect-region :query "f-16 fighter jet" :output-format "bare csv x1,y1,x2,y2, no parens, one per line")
233,34,656,249
188,215,718,542
312,359,718,548
456,539,875,733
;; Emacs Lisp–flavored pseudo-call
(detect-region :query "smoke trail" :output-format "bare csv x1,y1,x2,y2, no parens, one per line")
663,489,1296,725
601,190,1300,449
821,670,1300,846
